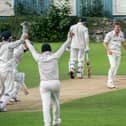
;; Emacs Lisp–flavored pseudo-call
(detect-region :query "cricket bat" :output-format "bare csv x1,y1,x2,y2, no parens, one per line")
86,52,91,78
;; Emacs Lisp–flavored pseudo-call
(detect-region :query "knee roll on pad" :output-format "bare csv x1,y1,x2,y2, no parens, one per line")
14,72,25,84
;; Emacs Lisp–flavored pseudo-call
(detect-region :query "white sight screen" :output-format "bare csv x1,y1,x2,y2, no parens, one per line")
113,0,126,15
0,0,14,16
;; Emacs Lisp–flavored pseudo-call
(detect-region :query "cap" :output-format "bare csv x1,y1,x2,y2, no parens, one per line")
79,17,87,23
41,43,52,52
1,31,12,40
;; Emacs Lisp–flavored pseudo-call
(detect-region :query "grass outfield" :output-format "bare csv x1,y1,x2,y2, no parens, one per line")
1,89,126,126
18,42,126,88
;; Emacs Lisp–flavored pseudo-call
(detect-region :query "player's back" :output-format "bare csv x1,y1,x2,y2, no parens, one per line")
38,52,59,81
70,23,88,48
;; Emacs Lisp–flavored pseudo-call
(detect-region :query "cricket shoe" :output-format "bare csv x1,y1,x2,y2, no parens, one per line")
0,103,7,112
76,77,83,79
69,71,75,79
10,97,20,102
53,118,61,126
0,107,7,112
14,98,20,102
77,72,83,79
107,85,118,89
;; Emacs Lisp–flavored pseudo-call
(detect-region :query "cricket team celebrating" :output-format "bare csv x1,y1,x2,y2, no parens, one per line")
0,18,126,126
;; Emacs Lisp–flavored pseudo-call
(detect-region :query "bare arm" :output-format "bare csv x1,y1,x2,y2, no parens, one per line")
122,41,126,50
25,39,40,62
8,33,29,49
103,42,109,50
103,32,112,55
103,42,112,55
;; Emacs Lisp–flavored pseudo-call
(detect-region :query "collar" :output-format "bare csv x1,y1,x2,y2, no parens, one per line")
112,30,121,36
42,51,52,55
77,22,83,25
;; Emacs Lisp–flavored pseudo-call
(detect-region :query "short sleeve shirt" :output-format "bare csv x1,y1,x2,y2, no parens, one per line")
104,30,125,55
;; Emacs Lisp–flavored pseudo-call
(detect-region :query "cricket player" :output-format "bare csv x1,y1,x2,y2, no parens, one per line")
25,35,71,126
0,42,6,96
7,21,30,103
103,22,126,89
0,31,28,112
68,17,89,79
10,43,29,102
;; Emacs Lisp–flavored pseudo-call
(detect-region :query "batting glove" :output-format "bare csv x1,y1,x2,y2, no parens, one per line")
85,48,90,53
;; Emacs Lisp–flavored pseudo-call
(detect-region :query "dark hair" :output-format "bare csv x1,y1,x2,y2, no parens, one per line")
79,17,87,23
113,22,120,26
41,43,52,52
1,31,12,40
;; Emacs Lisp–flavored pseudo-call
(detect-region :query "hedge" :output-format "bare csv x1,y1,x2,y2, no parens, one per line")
0,16,126,42
0,16,78,42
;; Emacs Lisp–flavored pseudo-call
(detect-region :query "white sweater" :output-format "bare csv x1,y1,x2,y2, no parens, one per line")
104,30,125,55
14,44,25,65
0,39,24,72
70,22,89,49
26,38,71,81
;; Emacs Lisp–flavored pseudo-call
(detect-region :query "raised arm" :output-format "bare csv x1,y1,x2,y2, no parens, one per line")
0,42,5,47
8,39,24,49
53,34,71,59
14,44,25,60
8,33,28,49
25,39,40,62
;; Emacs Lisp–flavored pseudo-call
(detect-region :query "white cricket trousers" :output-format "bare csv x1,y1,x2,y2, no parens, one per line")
40,80,61,126
69,48,85,77
0,76,5,96
107,53,121,86
0,71,15,108
11,72,25,99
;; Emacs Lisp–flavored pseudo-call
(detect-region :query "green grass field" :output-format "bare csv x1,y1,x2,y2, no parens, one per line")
18,42,126,88
1,89,126,126
1,42,126,126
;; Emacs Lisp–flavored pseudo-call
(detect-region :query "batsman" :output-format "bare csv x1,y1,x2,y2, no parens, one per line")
68,17,90,79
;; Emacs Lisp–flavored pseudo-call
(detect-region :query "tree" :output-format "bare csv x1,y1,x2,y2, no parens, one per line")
46,0,72,40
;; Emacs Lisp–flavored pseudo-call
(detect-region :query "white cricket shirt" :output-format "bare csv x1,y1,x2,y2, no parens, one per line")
104,30,125,55
26,38,71,81
70,22,89,49
0,40,24,72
